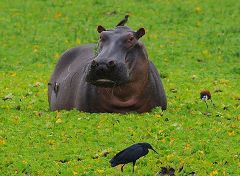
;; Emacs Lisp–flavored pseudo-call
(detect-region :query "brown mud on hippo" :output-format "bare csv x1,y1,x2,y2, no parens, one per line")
48,16,167,113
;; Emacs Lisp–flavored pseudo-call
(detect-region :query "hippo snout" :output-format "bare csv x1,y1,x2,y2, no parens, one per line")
90,60,116,76
86,59,129,87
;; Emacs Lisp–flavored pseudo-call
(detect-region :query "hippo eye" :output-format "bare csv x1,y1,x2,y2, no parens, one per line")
128,36,134,43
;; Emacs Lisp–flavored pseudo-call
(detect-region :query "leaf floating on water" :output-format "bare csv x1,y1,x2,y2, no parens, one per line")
34,111,43,117
92,154,99,159
33,82,43,87
214,89,223,93
2,93,14,101
25,91,33,97
189,171,197,176
93,148,112,159
170,88,177,93
203,112,212,116
105,10,117,16
100,149,111,157
192,75,197,80
234,96,240,101
15,105,21,110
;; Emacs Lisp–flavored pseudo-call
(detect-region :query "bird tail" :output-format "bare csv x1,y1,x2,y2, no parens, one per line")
116,15,129,27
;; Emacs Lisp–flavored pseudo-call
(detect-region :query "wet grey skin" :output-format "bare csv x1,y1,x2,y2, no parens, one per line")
48,17,167,113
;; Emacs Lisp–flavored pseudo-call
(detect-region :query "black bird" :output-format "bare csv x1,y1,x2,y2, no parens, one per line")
200,90,215,109
109,142,158,173
116,15,129,26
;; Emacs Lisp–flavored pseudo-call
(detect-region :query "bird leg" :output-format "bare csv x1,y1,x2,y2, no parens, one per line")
121,164,125,172
210,99,215,107
132,161,136,173
204,100,208,109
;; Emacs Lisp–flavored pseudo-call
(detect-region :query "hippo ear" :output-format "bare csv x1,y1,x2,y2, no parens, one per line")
135,28,145,39
97,25,106,33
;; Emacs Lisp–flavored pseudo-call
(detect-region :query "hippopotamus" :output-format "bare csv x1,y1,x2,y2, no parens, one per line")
48,16,167,113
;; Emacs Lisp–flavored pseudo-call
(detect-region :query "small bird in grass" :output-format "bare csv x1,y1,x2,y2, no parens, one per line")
116,15,129,26
110,142,158,173
200,90,215,109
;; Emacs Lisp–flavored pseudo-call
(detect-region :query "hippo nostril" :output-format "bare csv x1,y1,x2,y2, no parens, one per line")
107,60,115,68
91,60,98,68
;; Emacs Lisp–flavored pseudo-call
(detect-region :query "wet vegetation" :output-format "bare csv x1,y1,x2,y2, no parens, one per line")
0,0,239,175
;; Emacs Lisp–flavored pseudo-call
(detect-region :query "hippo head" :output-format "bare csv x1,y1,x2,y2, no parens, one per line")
86,18,146,87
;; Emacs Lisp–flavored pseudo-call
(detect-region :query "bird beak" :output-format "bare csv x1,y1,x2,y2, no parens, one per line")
151,148,159,154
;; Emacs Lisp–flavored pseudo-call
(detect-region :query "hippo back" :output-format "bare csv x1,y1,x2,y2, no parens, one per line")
148,61,167,110
48,44,95,110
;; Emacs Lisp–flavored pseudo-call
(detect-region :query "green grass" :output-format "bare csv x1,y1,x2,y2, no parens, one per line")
0,0,239,175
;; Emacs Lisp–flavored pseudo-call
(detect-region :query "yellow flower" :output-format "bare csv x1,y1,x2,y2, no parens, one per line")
158,129,164,134
150,34,157,39
54,12,62,19
161,138,166,143
166,153,174,161
56,111,61,118
33,45,39,53
56,118,63,124
47,140,55,145
192,75,197,80
228,131,235,136
10,72,17,77
36,63,43,68
196,21,201,27
219,79,229,85
0,139,6,145
237,115,240,121
95,169,104,174
202,49,209,57
209,170,218,176
76,38,81,45
184,144,191,150
73,171,78,175
195,6,202,13
13,116,20,124
170,138,175,145
54,53,60,59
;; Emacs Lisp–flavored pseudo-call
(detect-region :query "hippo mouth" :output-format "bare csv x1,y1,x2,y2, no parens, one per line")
92,79,116,87
85,61,130,88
